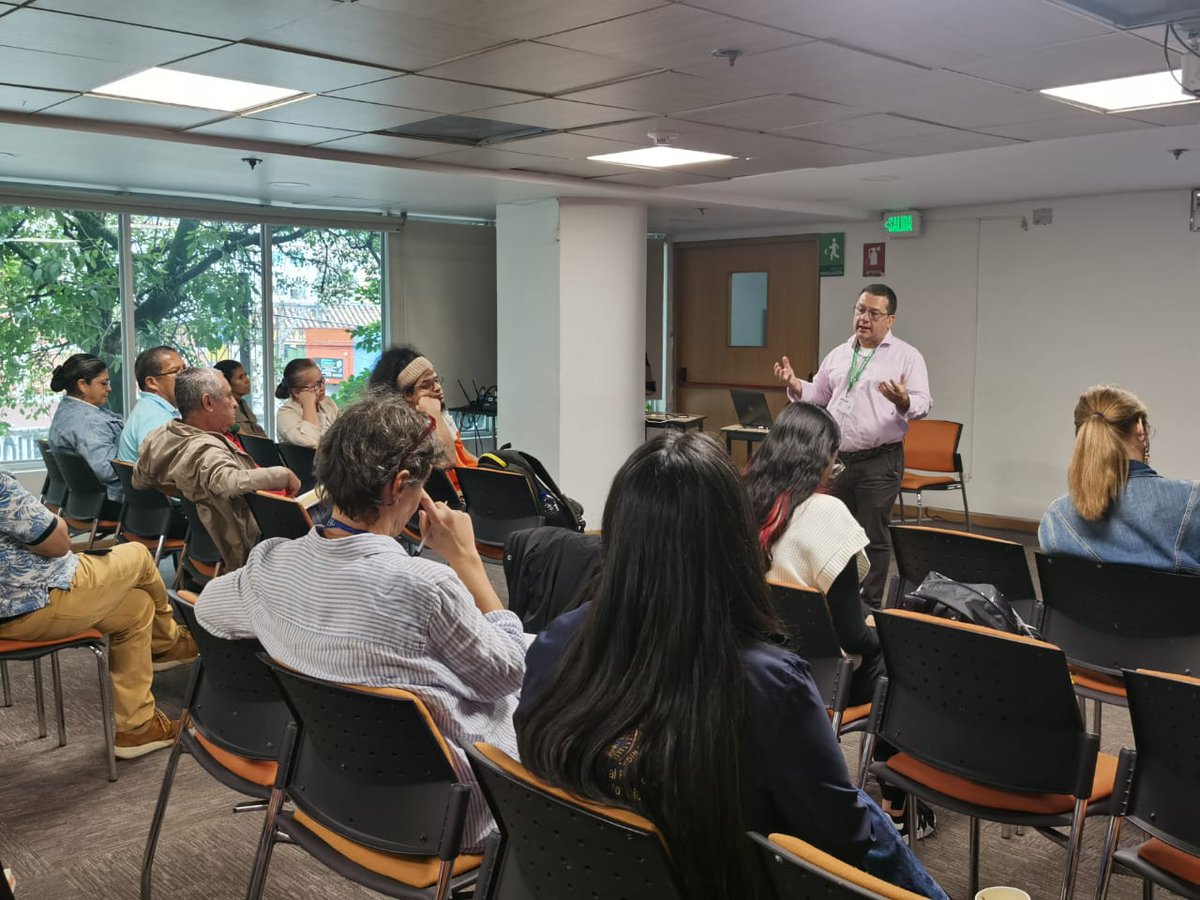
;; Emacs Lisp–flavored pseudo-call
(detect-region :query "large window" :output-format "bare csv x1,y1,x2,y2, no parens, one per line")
0,204,385,466
0,207,121,462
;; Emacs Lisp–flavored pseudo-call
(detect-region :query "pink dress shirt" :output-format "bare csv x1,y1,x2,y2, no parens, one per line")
787,331,931,453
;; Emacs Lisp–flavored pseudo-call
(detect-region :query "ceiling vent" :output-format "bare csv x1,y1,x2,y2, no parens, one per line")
1049,0,1200,28
379,115,553,147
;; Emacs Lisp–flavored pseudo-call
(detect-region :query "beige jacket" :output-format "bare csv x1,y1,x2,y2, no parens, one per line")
233,397,267,438
276,396,338,448
133,420,292,570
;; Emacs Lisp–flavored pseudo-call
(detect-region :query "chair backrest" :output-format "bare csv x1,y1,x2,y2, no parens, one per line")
426,468,463,509
169,591,292,761
1121,669,1200,855
874,609,1094,796
53,450,108,520
239,433,286,470
262,659,469,857
177,496,223,567
38,439,70,508
276,442,317,494
466,743,685,900
110,459,173,539
244,490,313,542
902,419,962,474
750,831,925,900
769,581,850,711
456,467,544,548
890,525,1036,607
1035,553,1200,678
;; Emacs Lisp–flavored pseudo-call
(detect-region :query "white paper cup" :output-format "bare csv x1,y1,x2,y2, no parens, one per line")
975,888,1031,900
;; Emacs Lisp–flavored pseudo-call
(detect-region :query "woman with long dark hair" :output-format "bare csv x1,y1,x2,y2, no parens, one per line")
516,431,944,899
47,352,125,508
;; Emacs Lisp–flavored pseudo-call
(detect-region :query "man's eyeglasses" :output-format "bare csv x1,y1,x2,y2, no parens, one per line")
853,304,892,322
415,376,444,391
156,366,185,378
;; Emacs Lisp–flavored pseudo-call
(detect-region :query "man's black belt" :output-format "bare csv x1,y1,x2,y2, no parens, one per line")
838,441,902,463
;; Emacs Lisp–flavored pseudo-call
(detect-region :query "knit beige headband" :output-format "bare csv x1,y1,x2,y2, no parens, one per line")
396,356,433,391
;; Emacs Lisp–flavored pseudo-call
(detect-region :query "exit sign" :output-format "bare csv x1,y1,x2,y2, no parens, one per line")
882,210,922,238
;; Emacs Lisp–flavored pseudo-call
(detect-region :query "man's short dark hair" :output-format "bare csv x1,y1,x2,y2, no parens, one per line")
862,283,897,315
134,345,178,391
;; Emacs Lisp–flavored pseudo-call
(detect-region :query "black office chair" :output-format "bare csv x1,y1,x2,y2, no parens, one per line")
36,438,68,511
141,591,292,899
751,831,928,900
863,609,1116,900
244,490,313,542
467,742,685,900
110,460,185,566
276,442,317,494
1095,669,1200,900
889,524,1039,624
1035,552,1200,737
175,497,224,587
426,468,463,509
239,433,286,470
455,467,543,560
52,450,120,548
247,661,482,900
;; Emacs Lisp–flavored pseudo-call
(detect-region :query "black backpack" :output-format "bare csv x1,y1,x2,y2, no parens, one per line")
902,571,1040,639
477,448,585,532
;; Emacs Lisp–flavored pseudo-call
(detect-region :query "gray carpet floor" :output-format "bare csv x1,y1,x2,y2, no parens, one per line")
0,530,1178,899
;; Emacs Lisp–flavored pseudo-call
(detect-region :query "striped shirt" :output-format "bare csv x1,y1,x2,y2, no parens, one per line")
195,528,526,851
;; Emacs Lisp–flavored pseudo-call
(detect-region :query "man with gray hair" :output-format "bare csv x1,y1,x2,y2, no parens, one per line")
134,367,299,570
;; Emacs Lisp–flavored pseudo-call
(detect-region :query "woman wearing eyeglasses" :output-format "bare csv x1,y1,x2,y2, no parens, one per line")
275,357,339,448
47,352,125,509
195,392,523,852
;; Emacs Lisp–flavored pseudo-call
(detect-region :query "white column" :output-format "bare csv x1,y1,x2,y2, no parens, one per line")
497,199,646,522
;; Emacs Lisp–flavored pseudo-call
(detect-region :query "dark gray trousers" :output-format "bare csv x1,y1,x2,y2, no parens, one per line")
830,442,903,607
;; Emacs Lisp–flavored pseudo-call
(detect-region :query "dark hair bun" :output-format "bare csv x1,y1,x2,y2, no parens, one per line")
49,365,67,393
274,380,290,400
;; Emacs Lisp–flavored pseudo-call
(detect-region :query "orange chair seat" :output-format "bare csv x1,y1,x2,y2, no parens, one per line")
885,751,1117,815
191,730,277,788
1137,838,1200,886
65,517,120,530
0,628,104,653
291,809,482,888
1070,668,1127,698
900,473,959,491
833,703,871,726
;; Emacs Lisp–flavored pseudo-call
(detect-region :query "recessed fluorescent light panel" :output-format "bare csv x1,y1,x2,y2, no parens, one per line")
90,68,306,113
587,146,735,168
1040,70,1200,112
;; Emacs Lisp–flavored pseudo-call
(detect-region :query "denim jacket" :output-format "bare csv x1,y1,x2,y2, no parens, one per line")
47,396,125,501
1038,462,1200,574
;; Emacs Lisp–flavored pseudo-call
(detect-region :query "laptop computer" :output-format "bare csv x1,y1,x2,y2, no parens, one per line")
729,389,773,428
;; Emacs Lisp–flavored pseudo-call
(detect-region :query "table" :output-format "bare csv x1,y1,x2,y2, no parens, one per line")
450,403,498,456
644,414,706,440
721,423,771,455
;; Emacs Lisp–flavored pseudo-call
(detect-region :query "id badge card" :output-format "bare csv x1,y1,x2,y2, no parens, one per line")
834,392,855,416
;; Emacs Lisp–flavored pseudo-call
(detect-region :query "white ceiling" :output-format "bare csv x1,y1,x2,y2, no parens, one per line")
0,0,1198,231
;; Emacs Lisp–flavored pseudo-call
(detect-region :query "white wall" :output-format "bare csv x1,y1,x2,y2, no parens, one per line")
388,220,497,403
673,189,1200,521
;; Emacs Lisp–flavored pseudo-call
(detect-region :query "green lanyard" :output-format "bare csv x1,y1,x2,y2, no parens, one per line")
847,345,875,391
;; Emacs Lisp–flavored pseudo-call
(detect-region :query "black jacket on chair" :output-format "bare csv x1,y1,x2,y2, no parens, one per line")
503,526,601,634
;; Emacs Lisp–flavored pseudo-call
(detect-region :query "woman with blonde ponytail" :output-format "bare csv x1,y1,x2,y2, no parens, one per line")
1039,385,1200,573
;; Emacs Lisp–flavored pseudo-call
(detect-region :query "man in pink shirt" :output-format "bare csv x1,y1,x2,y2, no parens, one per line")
774,284,931,607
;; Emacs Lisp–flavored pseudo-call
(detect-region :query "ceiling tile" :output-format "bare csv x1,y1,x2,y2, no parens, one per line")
250,95,429,131
166,44,396,96
541,5,809,70
327,75,533,114
563,71,767,115
422,42,656,94
492,130,639,159
1113,103,1200,126
250,3,511,70
358,0,668,42
957,32,1177,92
0,47,139,92
36,94,223,129
421,146,561,170
0,84,76,114
983,114,1152,140
902,90,1098,130
466,98,642,129
33,0,333,41
775,114,952,147
188,116,357,146
578,117,808,157
677,94,860,130
0,8,225,66
591,169,727,187
860,131,1021,156
679,0,1111,67
311,132,464,158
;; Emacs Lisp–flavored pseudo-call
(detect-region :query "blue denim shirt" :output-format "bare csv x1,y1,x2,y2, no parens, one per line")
1039,462,1200,574
0,469,77,619
118,392,177,463
47,395,125,501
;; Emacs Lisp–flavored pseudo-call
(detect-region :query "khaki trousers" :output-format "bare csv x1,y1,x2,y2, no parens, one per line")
0,543,178,731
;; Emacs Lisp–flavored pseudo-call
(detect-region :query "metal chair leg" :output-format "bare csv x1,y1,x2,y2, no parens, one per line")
90,643,117,782
33,658,47,738
141,708,191,900
245,787,286,900
1001,823,1014,839
233,800,268,813
1093,700,1103,742
51,652,66,747
1059,798,1089,900
906,797,919,855
968,816,981,898
1142,879,1154,899
856,731,877,788
961,484,972,531
915,492,924,526
1094,815,1123,900
1,660,10,707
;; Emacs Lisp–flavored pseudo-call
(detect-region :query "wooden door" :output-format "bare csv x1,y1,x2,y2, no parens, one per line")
673,238,820,457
